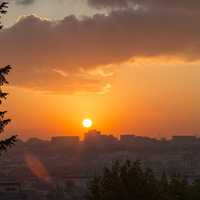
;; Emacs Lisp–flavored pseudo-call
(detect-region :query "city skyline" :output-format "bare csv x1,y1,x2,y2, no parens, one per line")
17,129,200,142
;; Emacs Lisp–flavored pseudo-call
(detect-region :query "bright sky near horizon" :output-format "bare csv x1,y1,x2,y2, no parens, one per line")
1,0,200,139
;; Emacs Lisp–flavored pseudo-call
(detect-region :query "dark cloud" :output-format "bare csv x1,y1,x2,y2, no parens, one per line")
0,7,200,93
88,0,200,12
12,0,35,5
18,0,35,5
88,0,129,9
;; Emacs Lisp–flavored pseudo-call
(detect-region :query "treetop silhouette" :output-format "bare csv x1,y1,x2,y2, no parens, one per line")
0,1,17,153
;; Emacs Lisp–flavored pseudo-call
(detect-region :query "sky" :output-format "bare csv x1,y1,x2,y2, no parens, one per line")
1,0,200,139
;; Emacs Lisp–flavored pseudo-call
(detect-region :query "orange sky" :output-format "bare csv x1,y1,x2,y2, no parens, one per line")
4,58,200,139
1,1,200,139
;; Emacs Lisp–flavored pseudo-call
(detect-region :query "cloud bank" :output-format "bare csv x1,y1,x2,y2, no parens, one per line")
7,0,35,6
0,4,200,93
88,0,200,12
17,0,35,5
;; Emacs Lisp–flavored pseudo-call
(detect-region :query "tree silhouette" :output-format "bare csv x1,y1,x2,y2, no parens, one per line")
86,160,161,200
86,160,200,200
0,1,17,153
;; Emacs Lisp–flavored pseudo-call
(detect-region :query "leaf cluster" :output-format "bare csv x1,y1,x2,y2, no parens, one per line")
86,160,200,200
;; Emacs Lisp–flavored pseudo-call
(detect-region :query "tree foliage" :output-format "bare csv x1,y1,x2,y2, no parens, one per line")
86,160,200,200
0,1,17,153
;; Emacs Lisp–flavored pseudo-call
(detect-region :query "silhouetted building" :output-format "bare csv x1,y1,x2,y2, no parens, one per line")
120,134,157,147
51,136,79,147
84,130,118,148
0,182,24,200
26,138,49,148
171,136,198,146
120,134,136,145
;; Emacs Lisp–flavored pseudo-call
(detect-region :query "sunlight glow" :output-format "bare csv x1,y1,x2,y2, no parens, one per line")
82,118,93,128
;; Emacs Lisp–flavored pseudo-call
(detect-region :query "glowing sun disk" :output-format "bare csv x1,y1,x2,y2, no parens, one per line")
82,118,93,128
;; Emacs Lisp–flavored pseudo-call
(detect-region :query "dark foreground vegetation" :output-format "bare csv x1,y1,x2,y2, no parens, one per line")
87,160,200,200
0,1,17,153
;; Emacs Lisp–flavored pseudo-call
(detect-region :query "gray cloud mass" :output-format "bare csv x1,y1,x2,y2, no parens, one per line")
0,1,200,93
88,0,200,12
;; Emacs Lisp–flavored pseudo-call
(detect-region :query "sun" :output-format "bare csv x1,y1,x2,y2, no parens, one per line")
82,118,93,128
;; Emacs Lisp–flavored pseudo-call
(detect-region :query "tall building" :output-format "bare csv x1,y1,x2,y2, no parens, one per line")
84,130,118,148
84,129,101,146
